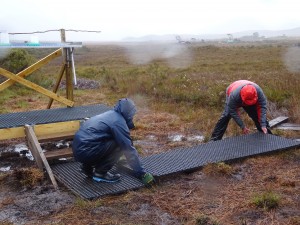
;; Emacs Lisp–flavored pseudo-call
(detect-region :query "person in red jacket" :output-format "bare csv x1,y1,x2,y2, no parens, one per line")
210,80,272,141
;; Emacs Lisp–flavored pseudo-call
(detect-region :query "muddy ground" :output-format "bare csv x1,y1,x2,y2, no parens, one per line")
0,109,300,225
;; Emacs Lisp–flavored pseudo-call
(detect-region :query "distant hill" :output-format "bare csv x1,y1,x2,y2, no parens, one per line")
122,27,300,42
234,27,300,38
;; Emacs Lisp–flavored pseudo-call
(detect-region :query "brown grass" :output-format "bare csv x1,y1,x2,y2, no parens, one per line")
1,42,300,224
45,148,299,224
13,168,44,187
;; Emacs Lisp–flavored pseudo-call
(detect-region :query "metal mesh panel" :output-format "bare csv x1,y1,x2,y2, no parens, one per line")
0,104,111,128
51,133,300,199
51,162,144,200
142,133,300,176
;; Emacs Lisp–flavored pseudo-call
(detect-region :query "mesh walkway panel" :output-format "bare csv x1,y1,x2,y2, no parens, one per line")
51,133,300,199
142,133,300,176
51,162,144,200
0,104,111,128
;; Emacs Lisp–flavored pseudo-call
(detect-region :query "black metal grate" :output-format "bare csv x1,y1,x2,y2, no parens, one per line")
51,133,300,199
141,133,300,176
0,104,111,128
51,162,144,200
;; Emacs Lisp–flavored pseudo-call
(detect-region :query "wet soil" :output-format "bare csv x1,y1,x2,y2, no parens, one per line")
0,111,299,225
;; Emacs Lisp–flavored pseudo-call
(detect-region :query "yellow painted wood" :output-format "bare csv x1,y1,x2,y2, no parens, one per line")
0,68,74,107
34,120,80,138
0,127,25,140
38,132,75,142
25,125,58,189
0,120,80,140
0,49,62,91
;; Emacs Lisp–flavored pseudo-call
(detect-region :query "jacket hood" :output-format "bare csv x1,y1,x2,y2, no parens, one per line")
240,84,258,105
114,98,137,129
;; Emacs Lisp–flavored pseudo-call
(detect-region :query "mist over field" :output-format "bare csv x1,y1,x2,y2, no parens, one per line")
283,46,300,73
123,43,193,68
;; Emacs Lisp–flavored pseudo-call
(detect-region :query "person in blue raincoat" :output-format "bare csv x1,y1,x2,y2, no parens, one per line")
72,98,154,184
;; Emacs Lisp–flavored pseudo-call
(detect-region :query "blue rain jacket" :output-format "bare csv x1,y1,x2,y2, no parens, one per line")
72,99,145,175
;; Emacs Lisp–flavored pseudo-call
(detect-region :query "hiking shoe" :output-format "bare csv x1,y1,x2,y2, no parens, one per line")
80,164,94,178
93,171,121,183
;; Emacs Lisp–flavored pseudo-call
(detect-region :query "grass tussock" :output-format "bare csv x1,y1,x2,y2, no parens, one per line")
13,168,44,187
203,162,235,176
74,198,103,209
195,214,220,225
251,191,280,210
0,221,14,225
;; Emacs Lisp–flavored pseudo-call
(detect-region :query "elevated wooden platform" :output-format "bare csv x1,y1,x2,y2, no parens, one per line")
0,104,111,189
0,104,111,140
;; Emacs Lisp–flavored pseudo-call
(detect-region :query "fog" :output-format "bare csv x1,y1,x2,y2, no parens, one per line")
123,43,193,68
1,0,300,42
283,47,300,73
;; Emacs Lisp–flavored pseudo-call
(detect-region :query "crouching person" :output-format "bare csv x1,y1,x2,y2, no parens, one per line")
210,80,272,141
72,98,154,185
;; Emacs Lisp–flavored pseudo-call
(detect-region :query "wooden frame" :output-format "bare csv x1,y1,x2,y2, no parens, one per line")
0,120,82,188
0,68,74,107
0,49,62,91
0,29,76,108
0,120,81,141
25,125,58,189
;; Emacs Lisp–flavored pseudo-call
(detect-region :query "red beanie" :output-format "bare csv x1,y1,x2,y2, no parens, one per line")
240,84,258,105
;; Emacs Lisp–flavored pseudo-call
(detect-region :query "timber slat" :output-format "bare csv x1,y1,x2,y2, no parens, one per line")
38,132,75,143
269,116,289,128
25,125,58,189
44,148,73,160
274,123,300,131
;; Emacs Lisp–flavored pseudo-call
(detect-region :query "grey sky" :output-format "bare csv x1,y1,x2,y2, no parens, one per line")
1,0,300,42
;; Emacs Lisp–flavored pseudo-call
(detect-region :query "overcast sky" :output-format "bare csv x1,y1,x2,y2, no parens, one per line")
1,0,300,42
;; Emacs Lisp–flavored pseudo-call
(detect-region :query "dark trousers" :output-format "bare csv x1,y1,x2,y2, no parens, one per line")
210,105,272,141
83,140,122,173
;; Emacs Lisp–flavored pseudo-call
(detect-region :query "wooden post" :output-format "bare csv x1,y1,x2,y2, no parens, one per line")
25,125,58,189
47,63,66,109
60,29,74,105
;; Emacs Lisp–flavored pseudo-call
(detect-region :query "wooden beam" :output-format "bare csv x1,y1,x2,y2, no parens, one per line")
60,29,74,104
274,123,300,131
38,132,74,143
34,120,80,139
25,126,44,170
0,127,25,140
47,64,66,109
25,125,58,189
44,148,73,160
269,116,289,128
0,49,62,91
0,68,74,107
0,120,80,140
65,48,74,102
